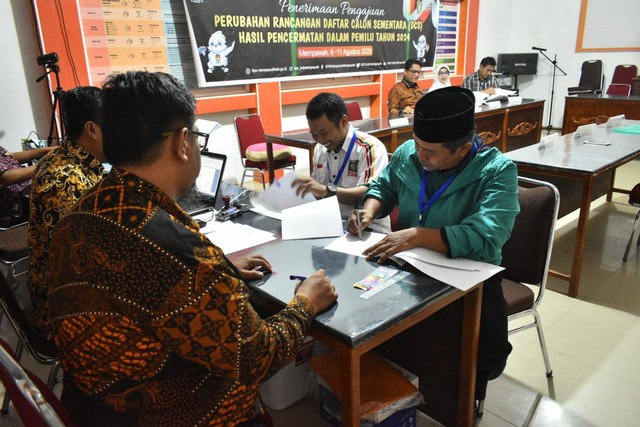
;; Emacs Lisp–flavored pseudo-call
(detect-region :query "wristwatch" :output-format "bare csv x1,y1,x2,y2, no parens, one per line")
325,183,337,197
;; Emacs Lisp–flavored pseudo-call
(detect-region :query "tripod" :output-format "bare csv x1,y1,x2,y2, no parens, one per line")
537,50,567,134
36,63,65,146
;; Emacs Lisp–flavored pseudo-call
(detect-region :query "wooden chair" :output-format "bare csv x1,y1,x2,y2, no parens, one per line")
233,114,296,189
476,177,559,416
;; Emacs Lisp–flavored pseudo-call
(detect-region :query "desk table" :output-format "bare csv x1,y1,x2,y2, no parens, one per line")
506,121,640,297
225,207,482,426
263,99,544,183
562,94,640,134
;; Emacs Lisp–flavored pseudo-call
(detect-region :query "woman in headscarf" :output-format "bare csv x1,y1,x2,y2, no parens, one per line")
428,65,452,92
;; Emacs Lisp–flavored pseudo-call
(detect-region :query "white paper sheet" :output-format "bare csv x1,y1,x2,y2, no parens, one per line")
281,196,343,240
195,118,222,135
204,223,276,254
251,171,316,220
324,233,504,291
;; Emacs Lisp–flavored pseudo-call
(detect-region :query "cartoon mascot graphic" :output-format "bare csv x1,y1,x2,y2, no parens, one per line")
198,30,235,73
413,34,429,63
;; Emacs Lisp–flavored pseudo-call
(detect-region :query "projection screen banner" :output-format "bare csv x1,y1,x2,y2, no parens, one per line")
184,0,459,87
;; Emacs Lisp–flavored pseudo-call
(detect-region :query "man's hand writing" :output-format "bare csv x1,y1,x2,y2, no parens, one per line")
295,269,338,313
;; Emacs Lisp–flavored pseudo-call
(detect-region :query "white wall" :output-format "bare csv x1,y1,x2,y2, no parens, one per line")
0,1,51,153
477,0,640,129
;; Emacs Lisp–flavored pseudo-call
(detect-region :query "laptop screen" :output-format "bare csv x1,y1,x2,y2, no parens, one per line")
196,151,227,198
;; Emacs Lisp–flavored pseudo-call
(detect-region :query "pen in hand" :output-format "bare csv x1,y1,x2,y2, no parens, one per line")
289,275,307,281
354,200,362,240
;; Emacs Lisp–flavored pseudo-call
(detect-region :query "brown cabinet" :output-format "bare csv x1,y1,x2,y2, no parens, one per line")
562,95,640,134
476,99,545,152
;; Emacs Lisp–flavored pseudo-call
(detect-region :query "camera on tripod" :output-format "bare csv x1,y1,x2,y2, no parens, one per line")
37,52,59,67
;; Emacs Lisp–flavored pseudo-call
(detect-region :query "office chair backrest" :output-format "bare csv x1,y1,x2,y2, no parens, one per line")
234,114,266,158
606,84,631,96
0,338,72,427
578,60,603,90
501,177,559,287
610,64,637,85
345,101,363,121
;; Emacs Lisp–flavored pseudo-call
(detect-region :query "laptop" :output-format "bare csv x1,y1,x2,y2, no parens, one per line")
178,151,227,216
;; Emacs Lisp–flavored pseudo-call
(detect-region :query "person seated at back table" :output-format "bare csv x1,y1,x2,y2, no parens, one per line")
462,56,499,95
0,143,56,224
292,92,390,232
428,65,452,93
388,58,424,116
47,71,338,427
348,86,519,404
28,85,106,338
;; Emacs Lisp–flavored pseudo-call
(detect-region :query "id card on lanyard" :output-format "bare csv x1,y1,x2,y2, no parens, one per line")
417,141,478,227
327,131,357,185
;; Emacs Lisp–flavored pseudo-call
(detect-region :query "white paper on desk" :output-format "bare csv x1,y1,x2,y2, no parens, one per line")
389,117,410,127
396,255,504,291
204,223,276,254
251,171,316,220
472,91,488,107
281,196,343,240
324,231,387,256
195,118,222,135
573,123,597,140
325,234,503,291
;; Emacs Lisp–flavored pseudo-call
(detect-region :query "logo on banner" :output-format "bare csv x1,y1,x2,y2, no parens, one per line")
403,0,435,22
347,160,359,177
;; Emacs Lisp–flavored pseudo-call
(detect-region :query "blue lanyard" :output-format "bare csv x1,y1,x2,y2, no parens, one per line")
417,141,478,227
328,131,358,185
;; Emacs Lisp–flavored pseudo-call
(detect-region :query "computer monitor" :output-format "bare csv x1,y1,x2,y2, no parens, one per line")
497,53,539,76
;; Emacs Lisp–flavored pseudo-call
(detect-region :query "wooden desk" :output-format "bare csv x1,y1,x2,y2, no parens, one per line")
506,121,640,297
264,100,544,182
562,94,640,134
227,209,482,427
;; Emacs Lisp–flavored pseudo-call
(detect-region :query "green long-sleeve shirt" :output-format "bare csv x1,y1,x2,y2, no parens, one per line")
366,140,520,265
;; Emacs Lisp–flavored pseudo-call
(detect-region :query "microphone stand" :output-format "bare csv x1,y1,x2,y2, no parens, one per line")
536,49,567,134
36,63,65,146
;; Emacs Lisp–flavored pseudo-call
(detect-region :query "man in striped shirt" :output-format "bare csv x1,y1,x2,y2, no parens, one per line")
462,56,499,94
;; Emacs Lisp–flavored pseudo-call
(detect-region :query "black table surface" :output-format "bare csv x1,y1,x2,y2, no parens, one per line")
217,183,455,349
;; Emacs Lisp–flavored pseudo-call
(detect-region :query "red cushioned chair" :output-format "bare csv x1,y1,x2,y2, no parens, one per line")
623,184,640,262
606,64,637,96
233,114,296,190
345,101,363,121
0,338,74,426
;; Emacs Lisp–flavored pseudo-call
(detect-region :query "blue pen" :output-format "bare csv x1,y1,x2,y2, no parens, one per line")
289,275,307,281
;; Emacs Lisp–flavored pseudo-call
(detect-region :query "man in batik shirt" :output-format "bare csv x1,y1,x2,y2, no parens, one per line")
47,71,338,426
28,86,105,337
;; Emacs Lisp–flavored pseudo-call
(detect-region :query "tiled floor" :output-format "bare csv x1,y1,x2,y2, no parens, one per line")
1,161,639,426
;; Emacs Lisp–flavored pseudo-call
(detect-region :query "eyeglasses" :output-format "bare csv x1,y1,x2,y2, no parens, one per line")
438,71,450,75
407,69,421,75
162,128,209,152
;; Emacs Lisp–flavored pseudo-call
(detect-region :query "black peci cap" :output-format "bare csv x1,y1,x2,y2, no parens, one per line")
413,86,475,142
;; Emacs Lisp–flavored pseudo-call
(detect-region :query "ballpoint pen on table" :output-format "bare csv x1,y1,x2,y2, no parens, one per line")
289,275,307,281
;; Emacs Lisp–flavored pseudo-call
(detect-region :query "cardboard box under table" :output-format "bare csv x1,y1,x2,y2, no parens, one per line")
311,351,423,426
